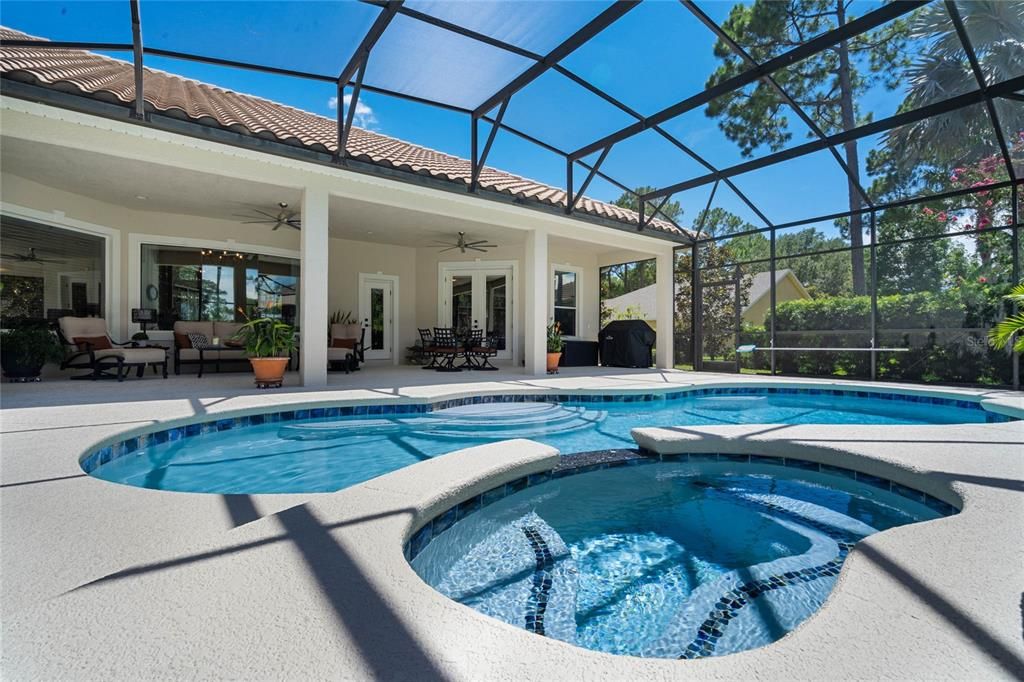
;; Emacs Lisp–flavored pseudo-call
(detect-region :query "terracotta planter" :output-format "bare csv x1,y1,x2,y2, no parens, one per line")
546,352,562,374
249,357,289,386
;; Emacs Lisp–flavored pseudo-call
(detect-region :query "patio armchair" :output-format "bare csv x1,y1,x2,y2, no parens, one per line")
418,328,441,369
431,327,463,372
466,329,499,371
57,316,167,381
328,323,365,373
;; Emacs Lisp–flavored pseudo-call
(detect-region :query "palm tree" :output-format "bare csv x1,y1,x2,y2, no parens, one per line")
989,283,1024,353
884,1,1024,171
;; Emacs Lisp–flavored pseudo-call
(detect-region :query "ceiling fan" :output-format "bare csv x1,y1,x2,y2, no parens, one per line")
234,202,301,231
432,232,498,253
0,247,67,264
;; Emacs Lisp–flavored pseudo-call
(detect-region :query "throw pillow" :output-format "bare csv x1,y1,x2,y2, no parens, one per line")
174,332,192,349
73,336,112,351
187,332,210,349
331,338,356,349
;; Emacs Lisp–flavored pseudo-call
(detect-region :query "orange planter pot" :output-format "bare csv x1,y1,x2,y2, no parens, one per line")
249,357,289,387
546,352,562,374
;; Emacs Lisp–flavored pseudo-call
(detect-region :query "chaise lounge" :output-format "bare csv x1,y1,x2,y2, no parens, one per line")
57,316,168,381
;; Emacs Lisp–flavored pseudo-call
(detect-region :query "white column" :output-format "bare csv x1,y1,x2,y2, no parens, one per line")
300,186,329,387
655,246,675,370
524,227,549,376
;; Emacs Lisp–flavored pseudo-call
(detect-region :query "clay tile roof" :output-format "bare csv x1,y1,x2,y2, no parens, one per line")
0,26,687,238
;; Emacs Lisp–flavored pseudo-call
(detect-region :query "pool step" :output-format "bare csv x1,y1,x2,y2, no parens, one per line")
413,512,579,644
278,402,605,441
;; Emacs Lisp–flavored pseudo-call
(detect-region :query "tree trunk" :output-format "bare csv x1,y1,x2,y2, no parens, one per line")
836,1,867,296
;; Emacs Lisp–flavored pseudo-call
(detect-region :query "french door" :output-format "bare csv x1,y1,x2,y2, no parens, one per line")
439,263,514,360
358,274,396,361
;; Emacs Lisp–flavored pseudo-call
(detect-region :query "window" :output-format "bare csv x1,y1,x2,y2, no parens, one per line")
552,268,578,337
140,244,299,330
0,217,105,325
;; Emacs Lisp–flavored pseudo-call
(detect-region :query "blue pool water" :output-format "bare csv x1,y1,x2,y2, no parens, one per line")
411,460,944,658
88,390,998,494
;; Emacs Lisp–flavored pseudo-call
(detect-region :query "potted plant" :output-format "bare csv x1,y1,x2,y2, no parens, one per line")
546,321,564,374
0,319,64,382
235,316,297,387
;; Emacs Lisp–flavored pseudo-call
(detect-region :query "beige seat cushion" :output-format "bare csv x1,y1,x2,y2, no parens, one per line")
213,321,243,341
173,320,214,336
331,323,362,341
119,348,167,364
87,348,165,364
177,348,248,361
327,348,354,361
59,317,109,343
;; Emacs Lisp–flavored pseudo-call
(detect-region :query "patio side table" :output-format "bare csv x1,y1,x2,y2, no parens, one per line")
196,345,230,378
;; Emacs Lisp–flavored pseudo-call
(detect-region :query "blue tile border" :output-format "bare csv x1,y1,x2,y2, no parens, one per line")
403,449,959,562
79,386,1013,476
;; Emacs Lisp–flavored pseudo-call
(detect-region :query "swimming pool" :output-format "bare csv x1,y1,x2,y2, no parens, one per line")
410,457,948,659
84,387,1010,494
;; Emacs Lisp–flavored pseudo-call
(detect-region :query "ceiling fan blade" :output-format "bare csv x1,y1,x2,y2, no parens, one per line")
467,246,489,253
240,220,277,224
464,240,491,246
438,246,460,253
35,258,68,264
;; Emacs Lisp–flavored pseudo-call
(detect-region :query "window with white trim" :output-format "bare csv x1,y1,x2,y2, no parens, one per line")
552,268,578,337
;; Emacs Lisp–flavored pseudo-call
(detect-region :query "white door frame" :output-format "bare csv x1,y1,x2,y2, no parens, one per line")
437,260,516,361
358,272,399,365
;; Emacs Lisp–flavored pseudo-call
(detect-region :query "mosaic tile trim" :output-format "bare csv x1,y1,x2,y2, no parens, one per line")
81,386,1011,474
681,542,854,659
681,482,862,659
521,526,556,636
404,449,957,562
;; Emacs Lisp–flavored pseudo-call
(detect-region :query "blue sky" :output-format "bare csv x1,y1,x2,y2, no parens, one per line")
2,0,913,232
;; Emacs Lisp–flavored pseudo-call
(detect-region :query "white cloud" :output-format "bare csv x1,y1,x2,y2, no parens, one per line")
328,93,378,130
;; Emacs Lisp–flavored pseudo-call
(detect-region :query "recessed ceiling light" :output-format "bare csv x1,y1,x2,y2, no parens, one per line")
135,195,147,200
367,230,374,234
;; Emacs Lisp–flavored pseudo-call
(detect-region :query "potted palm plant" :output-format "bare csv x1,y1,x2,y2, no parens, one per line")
989,283,1024,354
546,321,564,374
0,319,64,382
235,316,297,388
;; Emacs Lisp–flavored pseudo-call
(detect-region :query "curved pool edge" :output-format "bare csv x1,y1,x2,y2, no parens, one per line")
8,420,1023,679
630,425,967,512
74,379,1020,479
310,429,1021,678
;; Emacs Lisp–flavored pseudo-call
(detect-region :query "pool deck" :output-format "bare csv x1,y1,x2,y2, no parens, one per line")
1,366,1022,680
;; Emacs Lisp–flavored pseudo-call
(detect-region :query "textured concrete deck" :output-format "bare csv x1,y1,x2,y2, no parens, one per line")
1,367,1022,680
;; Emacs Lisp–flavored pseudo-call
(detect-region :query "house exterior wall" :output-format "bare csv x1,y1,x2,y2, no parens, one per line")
327,237,417,363
2,98,681,373
742,276,806,327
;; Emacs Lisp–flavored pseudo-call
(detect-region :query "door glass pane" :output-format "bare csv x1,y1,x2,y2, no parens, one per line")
370,287,385,351
451,275,473,335
485,274,507,351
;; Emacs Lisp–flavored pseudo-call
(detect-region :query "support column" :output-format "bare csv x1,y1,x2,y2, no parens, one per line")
655,247,675,370
524,228,548,375
300,186,329,387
